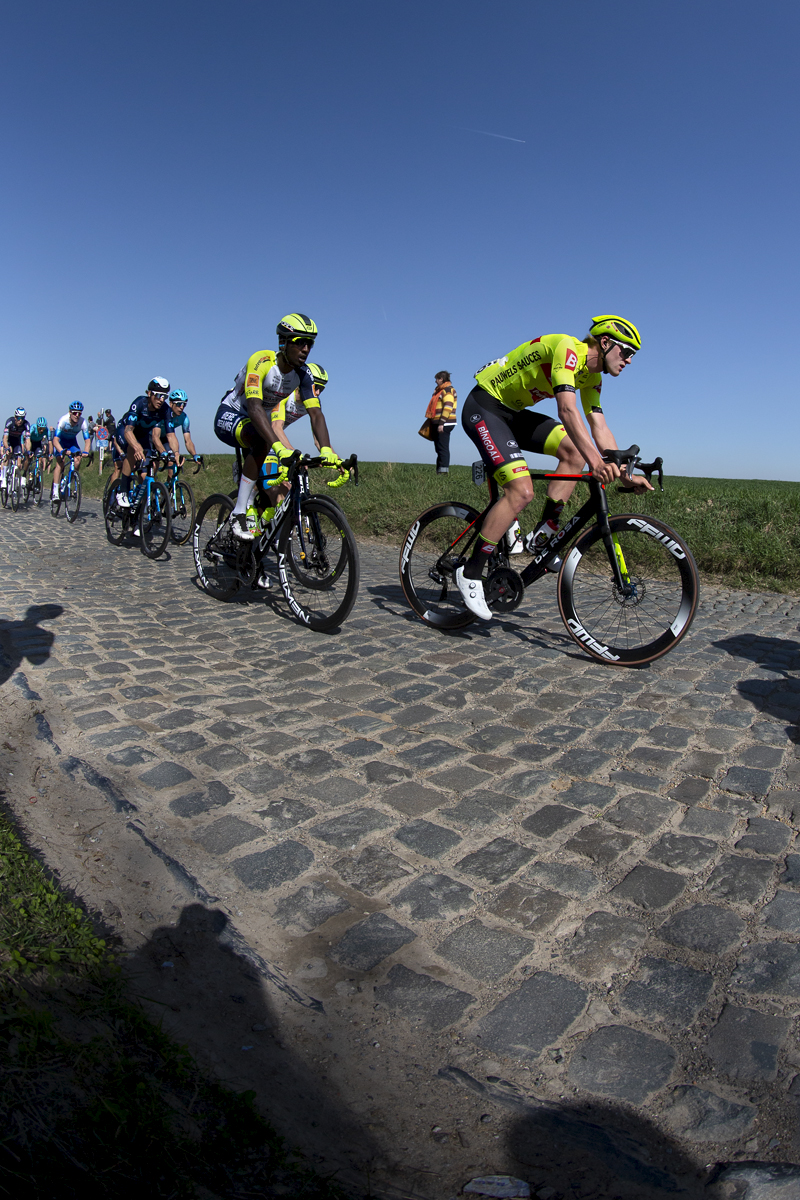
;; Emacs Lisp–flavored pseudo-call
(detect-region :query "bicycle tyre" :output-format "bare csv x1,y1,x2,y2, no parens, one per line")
193,493,241,599
10,470,20,512
399,502,481,630
65,472,82,523
32,465,43,506
278,497,359,631
170,480,196,545
557,513,699,666
104,485,129,545
102,472,117,515
139,480,171,558
0,481,7,508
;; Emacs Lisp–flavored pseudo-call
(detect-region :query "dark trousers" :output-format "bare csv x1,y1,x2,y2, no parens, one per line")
432,424,453,470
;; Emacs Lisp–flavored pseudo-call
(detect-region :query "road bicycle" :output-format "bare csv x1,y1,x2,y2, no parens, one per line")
400,446,699,667
193,451,360,632
28,452,45,506
104,452,172,558
160,453,204,545
1,455,28,512
50,450,85,522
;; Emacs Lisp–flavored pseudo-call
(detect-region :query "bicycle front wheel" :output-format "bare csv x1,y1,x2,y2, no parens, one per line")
399,502,481,630
139,480,171,558
102,472,117,515
65,472,82,523
170,480,195,545
557,514,699,666
32,466,43,506
278,497,359,631
10,472,20,512
104,484,128,545
193,493,241,599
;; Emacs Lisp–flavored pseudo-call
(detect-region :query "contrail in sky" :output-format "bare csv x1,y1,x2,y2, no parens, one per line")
459,127,526,143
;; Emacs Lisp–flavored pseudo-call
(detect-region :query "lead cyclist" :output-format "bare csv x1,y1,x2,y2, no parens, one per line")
457,315,654,621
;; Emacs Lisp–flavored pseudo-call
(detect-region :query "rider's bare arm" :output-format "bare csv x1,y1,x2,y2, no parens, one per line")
556,392,618,485
587,411,653,492
308,408,334,454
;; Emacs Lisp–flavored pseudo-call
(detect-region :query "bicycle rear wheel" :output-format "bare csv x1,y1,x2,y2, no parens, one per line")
399,502,481,630
170,480,195,545
557,514,699,666
32,465,43,506
139,480,171,558
102,471,118,515
193,494,241,599
278,497,359,631
10,469,20,512
65,472,82,523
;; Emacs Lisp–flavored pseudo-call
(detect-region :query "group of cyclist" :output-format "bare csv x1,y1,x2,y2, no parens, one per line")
4,309,650,620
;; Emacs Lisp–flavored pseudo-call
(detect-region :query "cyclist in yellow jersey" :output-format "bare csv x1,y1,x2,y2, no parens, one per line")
458,315,653,621
213,314,348,541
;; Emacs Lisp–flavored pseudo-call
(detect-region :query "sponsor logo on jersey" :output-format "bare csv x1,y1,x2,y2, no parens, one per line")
564,348,578,371
473,420,504,465
511,464,528,475
246,373,260,388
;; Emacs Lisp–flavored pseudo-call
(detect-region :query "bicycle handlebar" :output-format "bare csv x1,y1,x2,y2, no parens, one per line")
288,452,359,487
603,445,664,492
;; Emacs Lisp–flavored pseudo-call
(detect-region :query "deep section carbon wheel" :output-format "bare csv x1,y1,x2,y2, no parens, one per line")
557,513,699,666
65,472,82,523
139,480,171,558
278,497,359,631
169,480,196,545
399,502,482,630
193,493,241,599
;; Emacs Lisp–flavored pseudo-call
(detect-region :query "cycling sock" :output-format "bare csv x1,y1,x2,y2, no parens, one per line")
463,535,499,580
539,496,565,528
118,474,131,493
232,475,257,516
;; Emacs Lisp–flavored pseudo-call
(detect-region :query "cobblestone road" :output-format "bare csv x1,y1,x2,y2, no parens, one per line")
3,496,800,1197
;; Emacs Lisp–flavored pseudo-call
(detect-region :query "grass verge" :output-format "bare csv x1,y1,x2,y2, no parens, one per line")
74,456,800,591
0,808,347,1199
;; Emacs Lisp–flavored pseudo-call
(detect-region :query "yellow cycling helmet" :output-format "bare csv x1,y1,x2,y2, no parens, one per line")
276,313,318,345
307,363,328,391
589,315,641,352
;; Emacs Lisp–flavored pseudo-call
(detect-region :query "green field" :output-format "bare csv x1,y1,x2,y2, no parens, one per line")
77,456,800,592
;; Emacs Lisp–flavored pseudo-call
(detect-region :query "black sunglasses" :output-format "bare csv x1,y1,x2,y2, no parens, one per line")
290,336,315,348
606,337,636,360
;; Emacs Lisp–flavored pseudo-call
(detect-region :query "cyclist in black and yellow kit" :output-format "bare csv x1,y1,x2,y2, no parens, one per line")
214,314,348,541
458,315,652,621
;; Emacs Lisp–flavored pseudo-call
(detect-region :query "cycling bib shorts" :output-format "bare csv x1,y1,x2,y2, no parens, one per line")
462,386,567,485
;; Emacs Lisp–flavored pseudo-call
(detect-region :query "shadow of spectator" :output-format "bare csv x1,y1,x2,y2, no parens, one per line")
714,634,800,732
0,604,64,688
125,902,378,1194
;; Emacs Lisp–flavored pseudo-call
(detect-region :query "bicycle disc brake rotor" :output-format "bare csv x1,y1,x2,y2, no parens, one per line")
485,566,525,612
613,576,646,606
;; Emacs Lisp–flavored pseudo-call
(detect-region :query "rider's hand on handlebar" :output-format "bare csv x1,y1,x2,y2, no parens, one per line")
619,467,654,493
591,456,620,486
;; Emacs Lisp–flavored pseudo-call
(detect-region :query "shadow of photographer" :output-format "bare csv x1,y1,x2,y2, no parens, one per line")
0,603,64,689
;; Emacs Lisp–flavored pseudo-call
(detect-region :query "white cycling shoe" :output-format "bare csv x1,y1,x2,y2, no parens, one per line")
455,567,493,622
505,520,524,555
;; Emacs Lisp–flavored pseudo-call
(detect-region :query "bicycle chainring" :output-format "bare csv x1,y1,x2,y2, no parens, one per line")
485,566,525,612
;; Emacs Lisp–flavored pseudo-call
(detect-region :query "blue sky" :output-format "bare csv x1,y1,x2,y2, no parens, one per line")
2,0,797,477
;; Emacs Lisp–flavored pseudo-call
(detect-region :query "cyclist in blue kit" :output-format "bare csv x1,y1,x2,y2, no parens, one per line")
52,402,89,501
115,377,181,507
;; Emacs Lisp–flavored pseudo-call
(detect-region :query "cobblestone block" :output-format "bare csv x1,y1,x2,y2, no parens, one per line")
591,730,640,752
499,769,558,800
169,782,233,818
397,739,461,770
706,1004,790,1081
456,838,535,883
741,744,785,769
767,790,800,821
391,681,437,703
713,711,754,728
338,713,393,736
338,738,384,759
647,726,693,749
232,841,314,891
626,746,681,773
365,760,412,785
705,856,775,905
513,743,557,764
661,1086,755,1143
564,910,647,978
680,750,725,778
647,832,718,871
465,726,521,753
659,904,745,953
781,854,800,886
553,749,610,777
437,919,533,982
307,777,369,807
382,780,443,816
138,761,195,789
609,769,661,793
475,972,587,1059
76,710,117,730
195,744,249,773
559,781,616,810
120,684,160,700
207,719,255,740
620,957,713,1026
160,709,198,728
616,711,662,730
521,804,582,839
107,745,155,766
393,873,474,920
333,844,413,894
235,763,287,796
310,808,393,848
255,798,316,831
283,748,341,777
195,816,264,855
273,882,351,932
732,941,800,995
394,819,461,858
722,766,773,796
605,792,676,836
525,861,601,899
568,1025,675,1103
374,963,475,1030
468,753,515,774
429,765,490,794
753,722,796,746
160,730,207,754
735,817,792,856
488,882,569,933
563,823,634,867
215,699,270,717
761,890,800,933
612,865,685,910
329,912,416,971
668,777,711,804
536,723,587,744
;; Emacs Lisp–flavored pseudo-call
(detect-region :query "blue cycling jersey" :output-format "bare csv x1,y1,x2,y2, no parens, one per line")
123,396,176,435
54,414,88,445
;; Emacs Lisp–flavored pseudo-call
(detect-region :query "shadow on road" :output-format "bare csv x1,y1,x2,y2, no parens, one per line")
0,603,64,688
714,634,800,732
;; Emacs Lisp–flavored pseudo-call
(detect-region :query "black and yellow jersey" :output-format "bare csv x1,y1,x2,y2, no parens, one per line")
475,334,604,418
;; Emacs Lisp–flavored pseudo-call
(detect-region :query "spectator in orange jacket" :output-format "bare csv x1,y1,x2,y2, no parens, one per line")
423,371,457,474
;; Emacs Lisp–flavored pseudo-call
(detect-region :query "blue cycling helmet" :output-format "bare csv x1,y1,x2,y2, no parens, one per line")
169,389,188,405
69,401,84,413
14,407,26,418
35,417,48,429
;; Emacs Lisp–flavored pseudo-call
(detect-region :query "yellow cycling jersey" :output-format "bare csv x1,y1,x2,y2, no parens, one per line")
474,334,604,417
232,349,317,413
270,388,321,430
